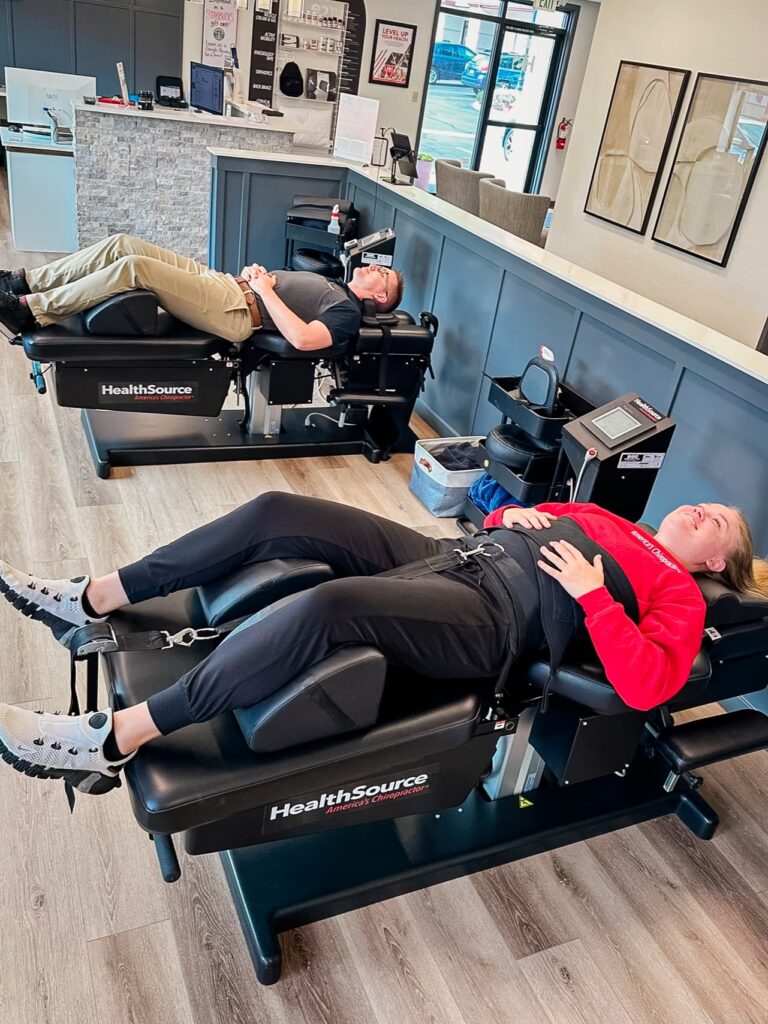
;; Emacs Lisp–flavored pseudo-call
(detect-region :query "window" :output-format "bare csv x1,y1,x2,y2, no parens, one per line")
418,0,575,192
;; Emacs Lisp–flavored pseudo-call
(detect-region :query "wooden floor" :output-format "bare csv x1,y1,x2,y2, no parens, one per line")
2,174,768,1024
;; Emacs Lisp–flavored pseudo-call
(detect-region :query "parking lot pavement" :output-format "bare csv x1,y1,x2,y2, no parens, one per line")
420,83,480,166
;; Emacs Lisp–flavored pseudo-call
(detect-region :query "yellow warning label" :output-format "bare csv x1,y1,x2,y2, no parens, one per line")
519,795,534,809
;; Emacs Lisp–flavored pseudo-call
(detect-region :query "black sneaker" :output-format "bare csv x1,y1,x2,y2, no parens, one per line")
0,291,37,336
0,268,30,295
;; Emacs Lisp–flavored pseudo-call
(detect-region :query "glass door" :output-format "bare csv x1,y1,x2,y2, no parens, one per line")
418,10,501,186
417,2,572,193
477,25,560,189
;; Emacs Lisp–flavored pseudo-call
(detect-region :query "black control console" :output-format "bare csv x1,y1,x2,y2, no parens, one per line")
342,228,396,280
562,393,675,522
462,353,675,528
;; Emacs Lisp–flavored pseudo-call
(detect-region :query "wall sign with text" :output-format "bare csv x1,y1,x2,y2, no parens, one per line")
368,19,416,89
249,0,279,104
203,0,239,68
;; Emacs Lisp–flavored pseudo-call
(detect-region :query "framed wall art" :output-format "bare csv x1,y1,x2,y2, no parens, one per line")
653,73,768,266
585,61,690,234
368,20,417,89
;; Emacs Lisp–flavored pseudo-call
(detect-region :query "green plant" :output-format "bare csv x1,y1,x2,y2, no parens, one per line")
417,152,435,162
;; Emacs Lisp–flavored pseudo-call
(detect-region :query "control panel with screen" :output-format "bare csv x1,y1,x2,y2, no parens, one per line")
591,406,642,441
582,396,662,449
190,62,224,116
561,392,675,521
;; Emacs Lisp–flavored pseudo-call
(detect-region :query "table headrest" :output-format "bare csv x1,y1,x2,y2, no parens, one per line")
696,575,768,627
360,299,403,327
638,522,768,627
356,309,436,356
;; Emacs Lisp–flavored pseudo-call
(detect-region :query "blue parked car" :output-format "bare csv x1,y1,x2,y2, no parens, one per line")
461,52,526,95
430,42,476,84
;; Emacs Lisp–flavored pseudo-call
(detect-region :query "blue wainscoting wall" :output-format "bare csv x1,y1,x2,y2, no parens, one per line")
210,154,768,557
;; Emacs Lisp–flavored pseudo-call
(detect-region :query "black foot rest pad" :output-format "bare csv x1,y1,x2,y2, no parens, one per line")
197,558,334,627
657,709,768,774
234,645,387,752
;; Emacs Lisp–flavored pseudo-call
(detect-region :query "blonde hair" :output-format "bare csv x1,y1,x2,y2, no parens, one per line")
709,509,768,598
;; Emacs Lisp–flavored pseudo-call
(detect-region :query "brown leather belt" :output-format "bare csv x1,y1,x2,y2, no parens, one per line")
234,275,263,329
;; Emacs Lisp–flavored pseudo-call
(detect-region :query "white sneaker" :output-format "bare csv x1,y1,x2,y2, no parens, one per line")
0,704,135,794
0,562,106,645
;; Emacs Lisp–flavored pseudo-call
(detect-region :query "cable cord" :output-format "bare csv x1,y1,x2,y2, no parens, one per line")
572,448,597,502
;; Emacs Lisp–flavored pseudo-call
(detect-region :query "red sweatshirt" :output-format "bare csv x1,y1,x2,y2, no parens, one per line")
482,502,706,711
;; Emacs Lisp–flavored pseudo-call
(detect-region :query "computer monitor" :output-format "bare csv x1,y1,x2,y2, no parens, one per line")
5,68,97,128
190,62,224,116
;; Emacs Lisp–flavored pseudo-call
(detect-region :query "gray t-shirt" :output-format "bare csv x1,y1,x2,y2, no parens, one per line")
255,271,362,347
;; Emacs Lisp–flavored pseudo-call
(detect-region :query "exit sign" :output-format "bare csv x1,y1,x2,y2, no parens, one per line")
534,0,561,10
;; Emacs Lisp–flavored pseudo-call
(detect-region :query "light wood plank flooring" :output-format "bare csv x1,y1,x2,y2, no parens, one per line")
1,174,767,1023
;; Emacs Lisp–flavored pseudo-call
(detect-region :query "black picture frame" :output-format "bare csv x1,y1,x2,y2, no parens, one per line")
368,19,417,90
652,72,768,267
584,61,691,235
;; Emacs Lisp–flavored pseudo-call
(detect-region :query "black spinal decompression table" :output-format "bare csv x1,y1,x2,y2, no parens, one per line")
60,407,768,983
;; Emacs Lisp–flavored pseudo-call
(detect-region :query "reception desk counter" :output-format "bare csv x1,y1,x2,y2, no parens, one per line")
73,103,296,262
207,148,768,558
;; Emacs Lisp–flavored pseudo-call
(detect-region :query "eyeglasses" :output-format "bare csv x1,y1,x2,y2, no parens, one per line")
374,266,392,299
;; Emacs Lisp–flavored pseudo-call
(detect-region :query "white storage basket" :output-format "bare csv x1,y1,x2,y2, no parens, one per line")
409,436,485,517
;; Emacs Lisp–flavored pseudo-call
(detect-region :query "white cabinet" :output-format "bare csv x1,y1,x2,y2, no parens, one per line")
0,129,77,252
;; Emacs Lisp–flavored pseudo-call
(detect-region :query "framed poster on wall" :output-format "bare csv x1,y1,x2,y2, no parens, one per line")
653,73,768,266
584,61,690,234
368,20,417,89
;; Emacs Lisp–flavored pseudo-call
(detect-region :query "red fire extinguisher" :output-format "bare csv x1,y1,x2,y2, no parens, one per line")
556,118,572,150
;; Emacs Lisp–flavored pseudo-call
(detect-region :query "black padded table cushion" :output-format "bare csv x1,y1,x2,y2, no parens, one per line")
698,575,768,627
248,329,350,361
22,316,229,361
102,589,491,834
356,323,434,356
523,648,713,717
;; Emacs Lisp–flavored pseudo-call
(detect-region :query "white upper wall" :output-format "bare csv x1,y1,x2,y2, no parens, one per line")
181,1,434,141
546,0,768,347
540,0,600,199
355,0,436,142
181,2,596,186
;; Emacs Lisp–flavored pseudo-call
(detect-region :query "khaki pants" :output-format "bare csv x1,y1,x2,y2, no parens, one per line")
25,234,253,344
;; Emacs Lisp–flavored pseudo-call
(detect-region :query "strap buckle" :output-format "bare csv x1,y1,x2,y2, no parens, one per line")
452,542,504,563
161,627,220,650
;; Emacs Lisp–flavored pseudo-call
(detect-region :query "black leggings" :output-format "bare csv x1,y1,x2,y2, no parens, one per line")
117,493,512,734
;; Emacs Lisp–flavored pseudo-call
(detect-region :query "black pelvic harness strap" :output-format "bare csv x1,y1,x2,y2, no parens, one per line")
377,322,392,395
378,517,640,709
496,518,639,709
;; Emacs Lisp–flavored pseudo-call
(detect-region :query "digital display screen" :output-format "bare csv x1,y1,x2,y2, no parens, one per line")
190,62,224,116
591,406,642,440
160,84,181,99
